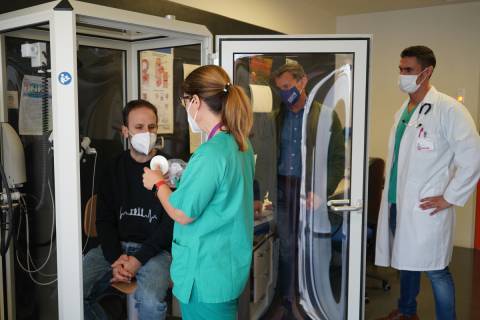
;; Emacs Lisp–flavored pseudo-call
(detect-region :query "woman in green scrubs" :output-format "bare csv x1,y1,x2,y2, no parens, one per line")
143,65,254,320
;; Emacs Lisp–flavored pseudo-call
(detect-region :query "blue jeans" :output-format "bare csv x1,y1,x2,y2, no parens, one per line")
276,175,301,303
389,204,456,319
83,242,171,320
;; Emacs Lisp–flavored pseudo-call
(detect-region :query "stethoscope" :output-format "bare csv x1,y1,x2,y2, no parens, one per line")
402,102,432,128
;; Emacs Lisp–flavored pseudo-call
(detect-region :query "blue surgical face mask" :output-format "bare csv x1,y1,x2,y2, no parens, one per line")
280,85,302,108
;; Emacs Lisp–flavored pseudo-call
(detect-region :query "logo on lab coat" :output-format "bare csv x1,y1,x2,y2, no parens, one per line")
58,72,72,85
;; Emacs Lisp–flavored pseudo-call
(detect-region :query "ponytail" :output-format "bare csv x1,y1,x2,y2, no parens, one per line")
222,84,253,151
182,65,253,151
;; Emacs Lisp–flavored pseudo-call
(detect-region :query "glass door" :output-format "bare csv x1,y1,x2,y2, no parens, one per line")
217,36,370,320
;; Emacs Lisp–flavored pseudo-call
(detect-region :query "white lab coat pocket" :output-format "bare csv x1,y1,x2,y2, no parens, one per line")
411,204,442,246
412,182,442,241
416,129,446,156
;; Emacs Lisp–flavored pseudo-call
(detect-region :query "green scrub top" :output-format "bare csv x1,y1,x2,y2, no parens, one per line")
169,132,255,304
388,105,417,204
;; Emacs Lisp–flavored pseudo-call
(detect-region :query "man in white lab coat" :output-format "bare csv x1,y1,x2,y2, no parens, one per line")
375,46,480,320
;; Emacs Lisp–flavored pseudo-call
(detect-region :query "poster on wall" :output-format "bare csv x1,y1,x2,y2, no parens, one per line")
140,50,174,134
18,75,52,135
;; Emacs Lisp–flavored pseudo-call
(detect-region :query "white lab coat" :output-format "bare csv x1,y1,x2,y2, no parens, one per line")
375,86,480,271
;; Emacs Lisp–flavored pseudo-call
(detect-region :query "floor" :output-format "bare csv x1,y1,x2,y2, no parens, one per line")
259,247,479,320
108,247,480,319
365,247,480,320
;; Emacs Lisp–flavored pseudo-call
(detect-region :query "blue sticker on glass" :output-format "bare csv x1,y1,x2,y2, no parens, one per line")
58,72,72,85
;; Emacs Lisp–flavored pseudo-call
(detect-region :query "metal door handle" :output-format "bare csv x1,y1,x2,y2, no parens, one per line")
329,205,362,212
326,199,350,206
327,199,363,213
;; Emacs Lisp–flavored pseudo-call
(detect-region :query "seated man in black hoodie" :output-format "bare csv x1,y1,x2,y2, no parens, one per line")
83,99,173,320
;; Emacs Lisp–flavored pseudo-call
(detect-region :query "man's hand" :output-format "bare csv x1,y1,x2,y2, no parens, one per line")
111,265,132,283
419,195,452,215
111,255,133,283
253,200,263,220
143,167,165,191
111,254,129,268
122,256,142,276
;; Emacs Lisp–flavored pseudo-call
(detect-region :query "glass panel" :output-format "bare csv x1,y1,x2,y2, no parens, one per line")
77,45,124,140
77,46,125,254
299,56,352,320
233,53,353,320
4,36,127,320
4,34,59,320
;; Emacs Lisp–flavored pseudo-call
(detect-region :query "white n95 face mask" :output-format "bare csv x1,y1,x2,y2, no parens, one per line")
186,100,202,133
398,69,427,93
130,132,157,155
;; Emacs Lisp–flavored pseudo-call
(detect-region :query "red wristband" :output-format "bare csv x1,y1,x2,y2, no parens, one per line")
155,180,167,189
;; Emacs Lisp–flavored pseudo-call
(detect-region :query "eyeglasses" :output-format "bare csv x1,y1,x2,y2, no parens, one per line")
179,95,192,108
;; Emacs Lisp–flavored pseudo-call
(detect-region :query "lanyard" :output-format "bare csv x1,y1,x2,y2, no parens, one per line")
208,122,222,140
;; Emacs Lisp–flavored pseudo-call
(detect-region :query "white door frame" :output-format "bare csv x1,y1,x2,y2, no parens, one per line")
217,35,371,320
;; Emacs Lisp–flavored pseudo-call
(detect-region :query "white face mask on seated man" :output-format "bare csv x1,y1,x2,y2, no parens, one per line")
130,131,157,155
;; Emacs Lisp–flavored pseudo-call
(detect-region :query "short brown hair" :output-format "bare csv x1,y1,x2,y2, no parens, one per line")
122,99,157,126
272,62,306,81
401,46,436,70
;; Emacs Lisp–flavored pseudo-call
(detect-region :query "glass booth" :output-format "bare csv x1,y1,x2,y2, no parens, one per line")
0,1,210,319
0,1,370,319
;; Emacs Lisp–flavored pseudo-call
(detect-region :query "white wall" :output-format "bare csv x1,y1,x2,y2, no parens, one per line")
337,2,480,248
168,0,336,34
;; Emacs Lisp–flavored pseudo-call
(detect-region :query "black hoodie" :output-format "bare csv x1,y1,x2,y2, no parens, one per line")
96,150,173,265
